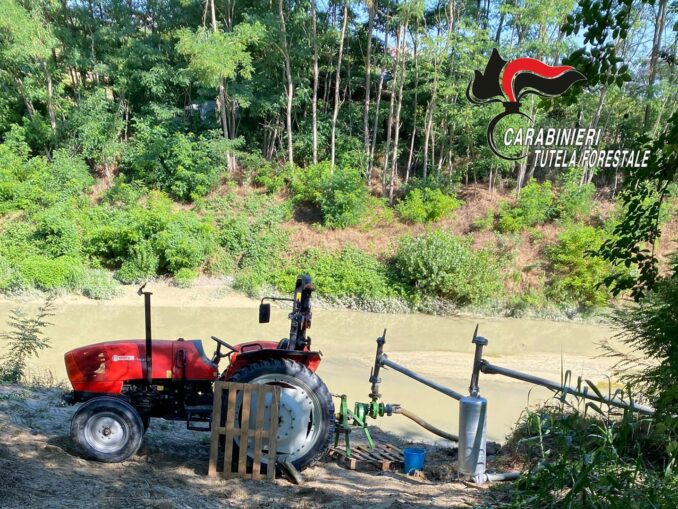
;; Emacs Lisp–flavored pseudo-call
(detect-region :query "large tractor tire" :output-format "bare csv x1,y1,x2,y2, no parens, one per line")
227,358,335,473
70,396,144,463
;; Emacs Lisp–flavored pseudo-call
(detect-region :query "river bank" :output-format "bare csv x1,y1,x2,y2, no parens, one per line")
0,276,614,323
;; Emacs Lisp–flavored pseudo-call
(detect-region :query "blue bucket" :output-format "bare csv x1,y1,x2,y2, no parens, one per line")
403,447,426,474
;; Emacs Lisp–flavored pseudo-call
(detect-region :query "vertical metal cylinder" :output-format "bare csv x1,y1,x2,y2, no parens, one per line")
144,292,152,386
458,396,487,479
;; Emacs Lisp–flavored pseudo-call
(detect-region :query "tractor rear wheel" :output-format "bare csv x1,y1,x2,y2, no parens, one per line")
70,396,144,463
227,358,334,473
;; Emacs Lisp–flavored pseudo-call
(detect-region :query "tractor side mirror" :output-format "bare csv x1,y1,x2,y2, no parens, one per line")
259,303,271,323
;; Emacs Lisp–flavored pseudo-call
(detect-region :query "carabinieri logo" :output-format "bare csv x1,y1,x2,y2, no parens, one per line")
466,49,586,160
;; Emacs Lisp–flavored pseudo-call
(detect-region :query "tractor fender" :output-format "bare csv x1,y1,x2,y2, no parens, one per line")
222,347,321,379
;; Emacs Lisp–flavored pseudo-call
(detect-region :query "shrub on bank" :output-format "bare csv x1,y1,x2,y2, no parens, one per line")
290,162,367,228
545,225,613,308
394,230,503,305
555,170,596,223
497,181,554,233
17,256,83,291
174,268,198,288
396,188,461,223
123,121,227,201
77,268,120,300
273,247,396,300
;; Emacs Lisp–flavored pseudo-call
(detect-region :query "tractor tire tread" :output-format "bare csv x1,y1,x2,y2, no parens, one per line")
227,358,335,472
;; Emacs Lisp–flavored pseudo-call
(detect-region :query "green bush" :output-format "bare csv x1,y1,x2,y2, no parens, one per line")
155,213,214,272
31,206,82,258
394,230,503,305
123,121,227,201
115,241,159,283
207,193,290,271
78,269,120,299
472,209,495,231
0,256,25,292
555,170,596,223
174,268,198,288
61,89,123,169
291,163,368,228
0,144,93,213
17,256,83,291
396,188,460,223
273,247,395,300
545,225,613,308
611,256,678,411
497,181,554,233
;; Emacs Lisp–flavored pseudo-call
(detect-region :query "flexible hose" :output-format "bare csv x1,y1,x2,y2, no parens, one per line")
485,471,520,482
392,406,459,442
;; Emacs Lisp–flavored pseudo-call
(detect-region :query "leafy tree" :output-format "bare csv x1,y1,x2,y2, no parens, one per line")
0,295,54,383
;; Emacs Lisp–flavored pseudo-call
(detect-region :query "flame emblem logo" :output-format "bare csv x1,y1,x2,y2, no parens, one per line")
467,49,587,160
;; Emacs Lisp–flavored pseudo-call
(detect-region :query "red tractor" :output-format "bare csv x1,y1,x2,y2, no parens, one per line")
62,275,335,472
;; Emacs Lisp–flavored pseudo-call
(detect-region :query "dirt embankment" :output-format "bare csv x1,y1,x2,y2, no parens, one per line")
0,384,505,509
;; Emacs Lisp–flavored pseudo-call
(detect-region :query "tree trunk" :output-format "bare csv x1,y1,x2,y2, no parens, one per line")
405,33,419,183
14,77,36,118
311,0,319,164
643,0,668,131
42,60,57,130
389,21,409,204
381,24,400,196
278,0,294,165
330,0,349,168
363,1,375,176
368,26,389,185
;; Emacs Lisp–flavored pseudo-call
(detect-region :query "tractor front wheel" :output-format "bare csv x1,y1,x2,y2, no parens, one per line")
227,358,335,472
70,396,144,463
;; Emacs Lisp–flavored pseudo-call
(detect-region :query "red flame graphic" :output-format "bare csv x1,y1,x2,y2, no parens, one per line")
501,58,575,102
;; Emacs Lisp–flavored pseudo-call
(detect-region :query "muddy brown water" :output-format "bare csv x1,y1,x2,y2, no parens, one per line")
0,289,623,443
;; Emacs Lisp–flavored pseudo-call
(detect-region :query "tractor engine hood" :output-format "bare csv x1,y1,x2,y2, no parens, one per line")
65,339,219,394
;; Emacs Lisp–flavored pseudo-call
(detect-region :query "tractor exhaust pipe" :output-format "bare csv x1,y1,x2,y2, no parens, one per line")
138,284,153,387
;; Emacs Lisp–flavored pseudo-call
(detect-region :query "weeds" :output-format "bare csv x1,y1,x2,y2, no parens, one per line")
0,296,55,383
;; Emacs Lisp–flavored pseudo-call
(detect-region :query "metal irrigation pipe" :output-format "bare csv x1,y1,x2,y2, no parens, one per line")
378,354,465,401
479,360,655,415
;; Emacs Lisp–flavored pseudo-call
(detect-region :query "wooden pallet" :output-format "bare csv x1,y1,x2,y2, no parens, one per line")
329,443,403,471
208,381,281,481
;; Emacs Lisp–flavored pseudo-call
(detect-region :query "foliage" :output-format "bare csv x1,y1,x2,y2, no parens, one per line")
87,191,215,279
173,268,198,288
60,90,123,170
394,230,503,305
545,225,613,308
273,247,396,300
497,182,554,233
0,296,54,383
291,163,367,228
176,23,264,87
17,256,83,291
77,269,120,300
202,192,290,274
0,144,93,213
396,188,460,224
609,255,678,415
115,241,159,284
598,112,678,300
0,255,24,292
489,404,678,509
554,169,596,223
123,122,227,201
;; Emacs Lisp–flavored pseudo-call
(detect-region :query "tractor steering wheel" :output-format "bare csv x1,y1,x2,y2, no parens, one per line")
211,335,237,363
